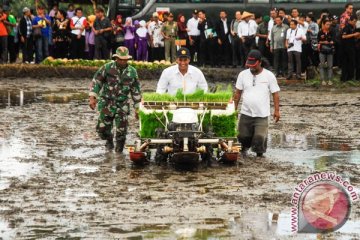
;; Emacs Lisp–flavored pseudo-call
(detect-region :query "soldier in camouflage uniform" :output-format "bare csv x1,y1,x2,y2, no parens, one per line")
89,46,142,152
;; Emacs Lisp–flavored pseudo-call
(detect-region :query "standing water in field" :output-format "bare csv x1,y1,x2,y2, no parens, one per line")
0,79,359,239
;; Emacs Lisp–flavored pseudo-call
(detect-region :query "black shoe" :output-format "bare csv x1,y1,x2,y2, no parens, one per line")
256,153,264,158
115,140,125,153
286,74,293,80
295,75,301,80
105,139,114,150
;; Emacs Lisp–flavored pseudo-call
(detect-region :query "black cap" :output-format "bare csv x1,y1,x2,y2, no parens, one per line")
193,9,199,14
246,50,262,67
177,47,191,59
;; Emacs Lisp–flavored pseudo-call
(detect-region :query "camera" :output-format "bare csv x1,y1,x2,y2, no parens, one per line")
288,43,294,48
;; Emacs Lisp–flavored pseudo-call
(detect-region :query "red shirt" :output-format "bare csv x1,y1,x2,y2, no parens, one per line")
0,13,8,36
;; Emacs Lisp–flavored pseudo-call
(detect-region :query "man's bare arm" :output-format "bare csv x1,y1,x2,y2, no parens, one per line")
272,92,280,122
233,89,242,110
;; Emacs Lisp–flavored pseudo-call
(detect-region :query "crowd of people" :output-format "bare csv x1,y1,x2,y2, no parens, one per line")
1,3,360,83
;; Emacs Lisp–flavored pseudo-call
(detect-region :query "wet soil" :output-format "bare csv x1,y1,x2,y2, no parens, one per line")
0,78,359,239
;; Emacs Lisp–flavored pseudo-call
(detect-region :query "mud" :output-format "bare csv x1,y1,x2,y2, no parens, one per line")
0,78,359,239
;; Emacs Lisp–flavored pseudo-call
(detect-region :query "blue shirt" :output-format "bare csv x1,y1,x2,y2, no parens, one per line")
32,15,51,37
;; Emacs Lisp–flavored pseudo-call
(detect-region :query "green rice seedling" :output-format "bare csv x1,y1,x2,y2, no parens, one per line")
139,111,173,138
142,92,176,102
211,113,237,137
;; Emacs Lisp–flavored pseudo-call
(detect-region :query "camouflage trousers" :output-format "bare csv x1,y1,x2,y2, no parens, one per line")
96,100,129,141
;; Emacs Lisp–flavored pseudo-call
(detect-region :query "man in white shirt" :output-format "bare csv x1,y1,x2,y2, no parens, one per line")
187,9,200,64
234,50,280,158
156,47,208,95
70,7,87,59
238,11,258,59
148,12,164,61
286,19,306,80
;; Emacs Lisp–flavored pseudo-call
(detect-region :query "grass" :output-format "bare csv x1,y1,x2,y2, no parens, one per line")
305,69,360,88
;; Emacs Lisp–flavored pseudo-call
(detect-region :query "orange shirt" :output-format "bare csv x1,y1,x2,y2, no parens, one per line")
0,13,8,36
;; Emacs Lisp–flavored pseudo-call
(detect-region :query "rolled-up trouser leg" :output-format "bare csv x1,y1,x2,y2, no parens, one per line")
115,111,128,141
97,112,114,140
115,111,128,152
251,117,269,154
237,114,255,151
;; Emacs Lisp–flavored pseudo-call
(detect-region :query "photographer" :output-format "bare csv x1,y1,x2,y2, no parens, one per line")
318,19,335,85
286,19,306,80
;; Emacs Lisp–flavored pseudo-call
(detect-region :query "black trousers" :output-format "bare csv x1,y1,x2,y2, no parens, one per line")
273,48,287,75
355,45,360,80
341,47,355,81
151,47,164,61
22,36,34,63
70,34,85,59
218,38,231,66
54,41,69,59
231,36,241,66
0,36,8,64
333,42,341,67
95,37,110,60
242,36,255,59
258,39,271,65
8,35,17,63
199,38,216,66
189,35,200,64
302,43,319,72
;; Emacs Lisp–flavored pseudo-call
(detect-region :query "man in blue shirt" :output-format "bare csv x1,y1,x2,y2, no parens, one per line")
32,5,51,63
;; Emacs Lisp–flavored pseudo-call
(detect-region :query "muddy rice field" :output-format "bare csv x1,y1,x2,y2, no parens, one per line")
0,78,359,239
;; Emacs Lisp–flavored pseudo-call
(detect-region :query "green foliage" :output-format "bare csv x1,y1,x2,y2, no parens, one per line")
143,89,232,103
8,0,34,17
139,111,173,138
41,58,171,70
199,112,211,131
42,58,111,67
139,110,238,138
9,0,101,17
211,113,237,137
